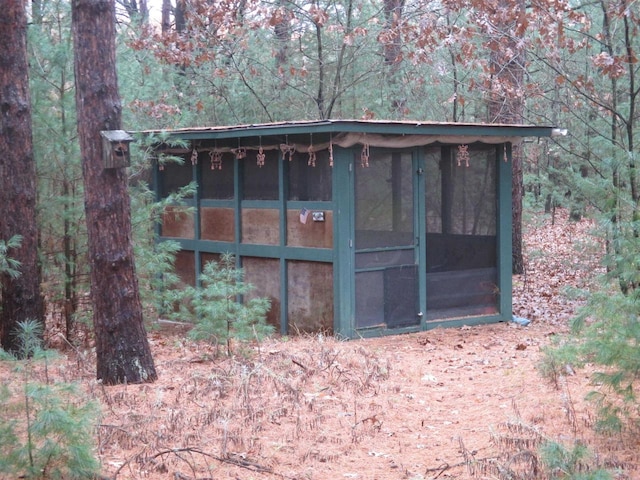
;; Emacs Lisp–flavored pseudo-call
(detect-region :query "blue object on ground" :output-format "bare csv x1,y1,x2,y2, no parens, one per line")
511,315,531,326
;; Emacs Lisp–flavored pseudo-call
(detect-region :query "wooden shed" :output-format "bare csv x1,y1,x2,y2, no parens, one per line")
149,119,555,338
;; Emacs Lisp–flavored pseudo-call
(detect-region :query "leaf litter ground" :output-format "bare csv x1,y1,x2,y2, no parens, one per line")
4,209,640,479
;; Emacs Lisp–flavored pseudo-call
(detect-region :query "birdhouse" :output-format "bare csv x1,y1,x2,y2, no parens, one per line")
100,130,133,169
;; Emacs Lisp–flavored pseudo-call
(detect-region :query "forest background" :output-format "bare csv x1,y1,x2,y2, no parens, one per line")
15,0,639,338
0,0,640,477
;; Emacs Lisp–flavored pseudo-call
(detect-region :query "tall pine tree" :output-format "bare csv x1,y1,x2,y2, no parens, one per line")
0,0,45,353
72,0,157,384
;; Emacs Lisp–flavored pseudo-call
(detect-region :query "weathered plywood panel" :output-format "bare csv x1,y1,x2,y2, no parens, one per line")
161,206,195,238
287,261,333,333
286,209,333,248
242,257,281,330
169,250,196,320
201,207,234,242
241,208,280,245
174,250,196,287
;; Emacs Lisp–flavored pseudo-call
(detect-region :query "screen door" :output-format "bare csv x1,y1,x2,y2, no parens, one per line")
354,150,419,329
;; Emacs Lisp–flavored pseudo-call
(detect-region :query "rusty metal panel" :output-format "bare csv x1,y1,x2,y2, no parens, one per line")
161,206,195,238
201,207,235,242
287,261,333,333
286,209,333,248
242,256,281,330
200,252,221,269
241,208,280,245
174,250,196,287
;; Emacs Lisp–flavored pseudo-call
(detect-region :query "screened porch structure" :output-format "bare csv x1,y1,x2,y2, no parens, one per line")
150,120,555,338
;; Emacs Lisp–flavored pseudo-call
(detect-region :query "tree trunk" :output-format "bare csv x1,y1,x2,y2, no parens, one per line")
161,0,171,33
382,0,406,117
175,0,186,33
511,143,525,274
273,0,291,84
486,0,526,274
382,0,405,71
0,0,45,353
72,0,157,384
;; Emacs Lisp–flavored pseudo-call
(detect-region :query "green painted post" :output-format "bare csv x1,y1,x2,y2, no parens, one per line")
279,151,288,335
415,148,427,330
498,143,513,322
332,147,355,338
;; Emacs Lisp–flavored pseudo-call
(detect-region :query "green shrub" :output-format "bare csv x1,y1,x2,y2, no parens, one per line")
573,290,640,432
186,253,273,356
0,320,100,479
540,287,640,433
537,337,581,389
540,441,612,480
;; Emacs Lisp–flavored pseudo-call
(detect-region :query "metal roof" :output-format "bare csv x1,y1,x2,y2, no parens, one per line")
139,119,559,142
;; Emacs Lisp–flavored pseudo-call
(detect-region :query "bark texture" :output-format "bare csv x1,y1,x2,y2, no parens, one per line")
382,0,406,116
382,0,405,71
486,0,526,274
72,0,157,384
0,0,45,353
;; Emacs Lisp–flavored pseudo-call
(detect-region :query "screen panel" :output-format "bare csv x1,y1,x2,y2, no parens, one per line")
425,144,499,320
288,150,332,201
355,151,414,249
243,150,279,200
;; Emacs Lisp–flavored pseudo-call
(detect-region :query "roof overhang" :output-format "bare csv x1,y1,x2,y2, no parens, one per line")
138,119,559,153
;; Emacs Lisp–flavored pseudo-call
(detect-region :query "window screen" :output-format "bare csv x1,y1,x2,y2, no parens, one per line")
288,151,332,201
447,146,497,236
159,158,193,198
243,150,279,200
424,147,442,233
426,145,497,237
355,151,414,249
201,153,234,199
425,144,499,319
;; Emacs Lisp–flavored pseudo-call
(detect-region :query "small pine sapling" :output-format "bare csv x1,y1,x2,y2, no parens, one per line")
0,320,100,479
187,254,273,356
540,440,612,479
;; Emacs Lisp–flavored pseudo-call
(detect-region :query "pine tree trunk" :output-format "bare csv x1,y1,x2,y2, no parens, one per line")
273,0,291,79
161,0,171,33
382,0,406,117
487,0,526,275
382,0,405,71
0,0,45,353
72,0,157,384
511,144,525,274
